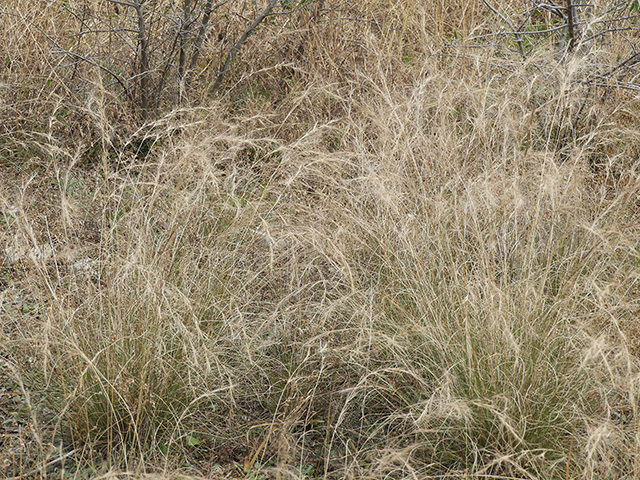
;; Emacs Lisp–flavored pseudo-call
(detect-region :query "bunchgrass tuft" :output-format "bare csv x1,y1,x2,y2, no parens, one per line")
2,1,640,478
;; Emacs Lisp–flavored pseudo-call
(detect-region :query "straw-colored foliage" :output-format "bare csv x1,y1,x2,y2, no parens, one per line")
1,0,640,478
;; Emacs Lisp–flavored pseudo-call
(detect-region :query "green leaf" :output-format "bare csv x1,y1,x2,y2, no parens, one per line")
186,434,199,446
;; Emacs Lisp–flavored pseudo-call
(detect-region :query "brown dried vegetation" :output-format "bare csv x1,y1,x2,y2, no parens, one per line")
2,1,640,478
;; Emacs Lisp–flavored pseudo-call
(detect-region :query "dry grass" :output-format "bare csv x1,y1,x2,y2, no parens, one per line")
2,0,640,478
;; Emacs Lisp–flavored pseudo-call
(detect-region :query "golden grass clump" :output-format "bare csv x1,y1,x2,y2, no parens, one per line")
1,1,640,479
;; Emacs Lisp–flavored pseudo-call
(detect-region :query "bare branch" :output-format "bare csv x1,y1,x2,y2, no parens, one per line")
210,0,279,96
482,0,525,57
189,0,230,72
107,0,138,8
10,7,133,100
566,0,576,52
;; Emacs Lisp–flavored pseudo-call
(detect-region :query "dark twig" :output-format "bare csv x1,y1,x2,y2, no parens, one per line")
566,0,575,51
189,0,230,72
132,0,151,119
209,0,279,96
482,0,525,57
